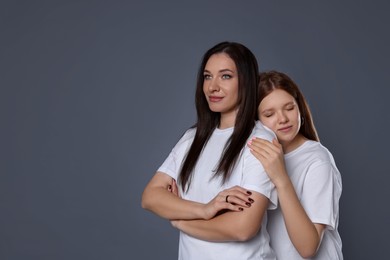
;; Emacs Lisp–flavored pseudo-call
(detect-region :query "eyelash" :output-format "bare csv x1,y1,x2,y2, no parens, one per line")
263,107,294,117
203,74,232,80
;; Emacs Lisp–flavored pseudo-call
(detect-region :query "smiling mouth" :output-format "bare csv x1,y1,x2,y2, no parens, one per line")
209,96,223,102
278,126,292,132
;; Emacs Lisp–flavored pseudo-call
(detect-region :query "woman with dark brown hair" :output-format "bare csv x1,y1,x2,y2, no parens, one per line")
142,42,277,260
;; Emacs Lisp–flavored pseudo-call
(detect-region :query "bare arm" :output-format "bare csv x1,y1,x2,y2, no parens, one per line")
248,138,325,258
142,172,252,221
274,178,325,258
172,191,269,242
141,172,207,220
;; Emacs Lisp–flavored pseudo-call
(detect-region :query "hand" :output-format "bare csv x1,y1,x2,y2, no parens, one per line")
202,185,254,220
167,178,180,198
248,137,289,187
168,179,182,228
167,180,254,220
171,219,180,229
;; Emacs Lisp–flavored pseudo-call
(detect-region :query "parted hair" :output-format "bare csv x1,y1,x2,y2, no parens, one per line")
178,41,259,192
258,70,319,141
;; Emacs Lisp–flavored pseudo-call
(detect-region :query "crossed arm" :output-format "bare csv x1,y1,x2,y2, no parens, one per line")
141,171,269,242
171,191,268,242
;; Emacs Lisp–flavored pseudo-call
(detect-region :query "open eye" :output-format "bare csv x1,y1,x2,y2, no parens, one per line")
203,74,212,80
221,74,232,79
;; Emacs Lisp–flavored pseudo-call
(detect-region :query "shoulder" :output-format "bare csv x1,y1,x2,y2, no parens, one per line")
171,127,196,153
298,141,342,183
302,141,337,166
180,127,196,141
251,121,277,141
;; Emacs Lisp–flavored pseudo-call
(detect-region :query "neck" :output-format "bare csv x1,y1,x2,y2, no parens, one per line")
219,114,236,129
282,134,307,154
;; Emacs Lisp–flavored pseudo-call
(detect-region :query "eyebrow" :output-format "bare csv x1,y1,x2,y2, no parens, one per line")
203,69,235,74
284,101,295,106
260,101,296,113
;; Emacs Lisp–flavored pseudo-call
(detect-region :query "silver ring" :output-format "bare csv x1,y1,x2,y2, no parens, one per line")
225,195,230,203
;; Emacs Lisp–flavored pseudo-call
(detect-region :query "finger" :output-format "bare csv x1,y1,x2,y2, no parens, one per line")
249,145,270,162
225,195,253,208
225,203,245,212
215,202,245,213
251,138,280,155
171,179,179,197
248,138,272,154
221,188,255,204
251,137,278,152
251,137,273,146
225,185,253,195
272,138,283,151
221,187,254,202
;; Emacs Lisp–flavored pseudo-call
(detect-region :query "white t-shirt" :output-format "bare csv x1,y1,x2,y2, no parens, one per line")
158,121,278,260
267,140,343,260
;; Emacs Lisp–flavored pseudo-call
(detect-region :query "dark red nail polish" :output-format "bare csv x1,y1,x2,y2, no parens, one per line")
239,207,243,211
246,202,251,206
249,198,254,203
247,191,252,195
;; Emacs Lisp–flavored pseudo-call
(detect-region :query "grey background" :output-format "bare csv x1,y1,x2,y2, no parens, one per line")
1,1,389,259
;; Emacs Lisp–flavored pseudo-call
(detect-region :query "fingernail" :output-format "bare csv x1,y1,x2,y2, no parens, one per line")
246,202,251,207
168,185,172,190
247,191,252,195
239,207,243,211
249,198,254,203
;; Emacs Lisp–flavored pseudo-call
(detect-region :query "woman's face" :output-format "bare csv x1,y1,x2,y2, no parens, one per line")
203,53,239,127
258,88,303,152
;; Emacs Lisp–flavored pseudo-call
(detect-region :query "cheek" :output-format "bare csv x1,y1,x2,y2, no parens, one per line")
294,111,301,125
203,84,209,97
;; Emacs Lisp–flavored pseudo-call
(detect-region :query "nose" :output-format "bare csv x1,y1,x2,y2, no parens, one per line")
278,111,288,123
207,79,220,92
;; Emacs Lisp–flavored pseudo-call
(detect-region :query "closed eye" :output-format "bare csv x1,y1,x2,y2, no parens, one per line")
263,113,274,118
284,102,296,111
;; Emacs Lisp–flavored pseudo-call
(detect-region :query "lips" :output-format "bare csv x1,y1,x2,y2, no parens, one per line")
209,96,223,102
278,126,293,132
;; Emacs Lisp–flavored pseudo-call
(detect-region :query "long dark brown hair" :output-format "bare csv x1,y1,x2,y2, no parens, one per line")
258,71,319,141
179,41,259,192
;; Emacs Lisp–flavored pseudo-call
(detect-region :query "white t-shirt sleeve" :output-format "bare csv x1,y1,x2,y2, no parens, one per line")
241,149,278,210
157,129,194,180
301,162,341,229
239,121,278,209
157,147,180,180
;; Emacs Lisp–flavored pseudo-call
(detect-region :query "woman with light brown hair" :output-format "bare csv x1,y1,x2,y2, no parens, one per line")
248,71,343,259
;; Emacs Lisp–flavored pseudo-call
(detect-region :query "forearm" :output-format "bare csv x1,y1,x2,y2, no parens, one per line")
276,180,323,258
174,192,268,242
141,172,206,220
142,187,206,220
